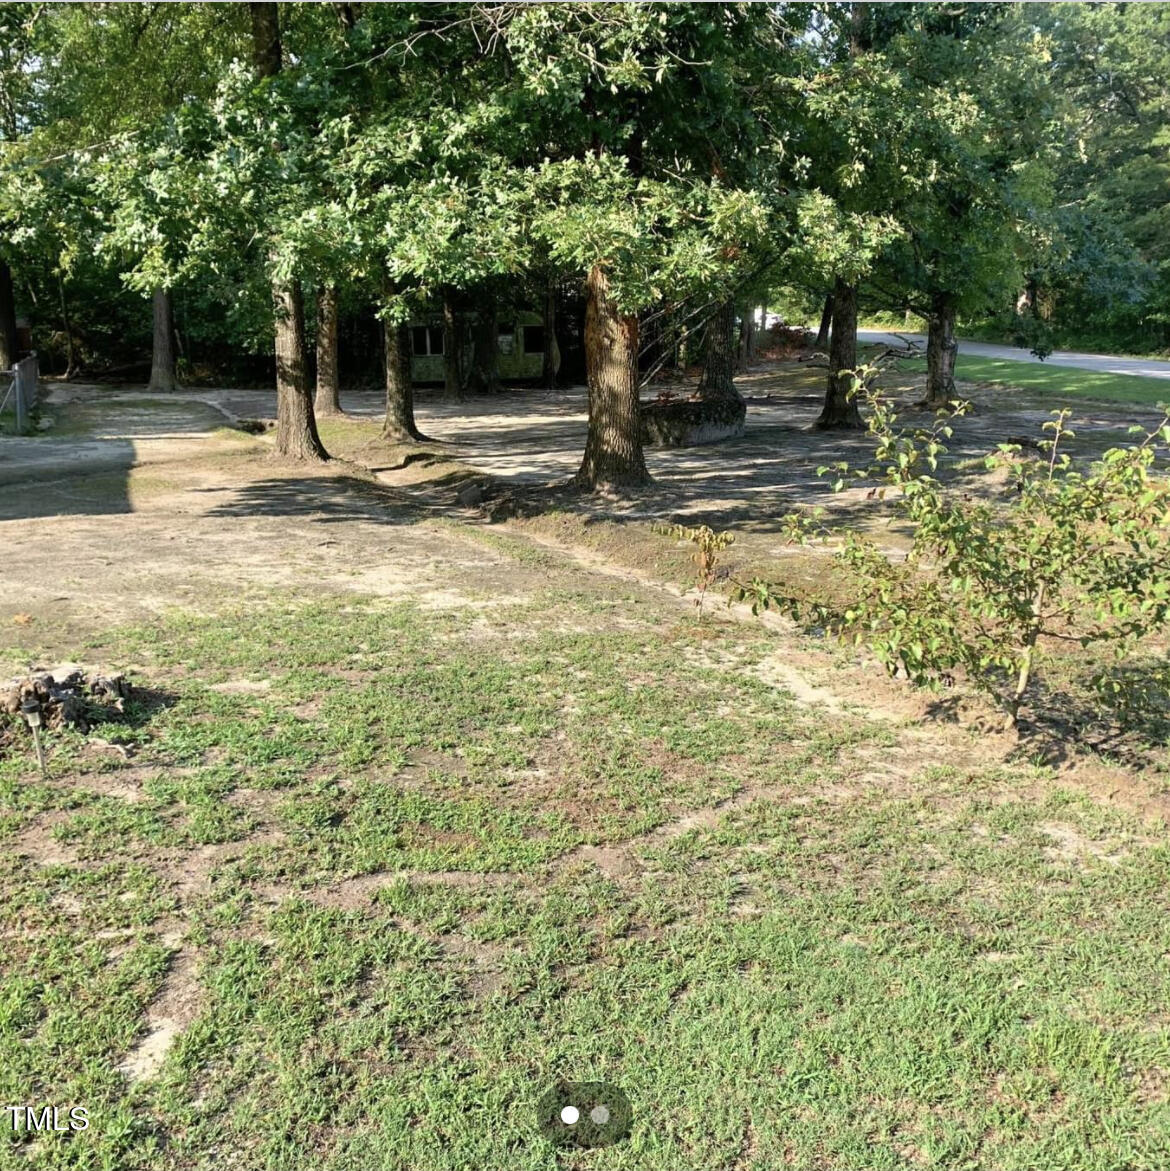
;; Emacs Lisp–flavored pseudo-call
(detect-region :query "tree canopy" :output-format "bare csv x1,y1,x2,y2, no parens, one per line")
1,1,1164,480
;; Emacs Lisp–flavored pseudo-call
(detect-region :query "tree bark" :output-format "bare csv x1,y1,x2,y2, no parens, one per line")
923,291,958,407
574,264,650,492
735,304,756,371
314,284,342,416
699,300,741,402
272,275,327,460
0,259,18,371
815,293,834,349
146,287,177,392
465,302,502,395
252,1,326,461
540,285,559,389
1021,277,1038,316
58,274,75,379
382,316,425,441
850,1,870,54
442,293,467,396
250,2,281,77
815,278,863,430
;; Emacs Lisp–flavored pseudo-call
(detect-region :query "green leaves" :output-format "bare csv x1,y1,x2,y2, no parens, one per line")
656,522,735,621
753,387,1170,729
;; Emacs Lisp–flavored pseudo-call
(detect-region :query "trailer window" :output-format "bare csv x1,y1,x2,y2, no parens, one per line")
413,326,444,355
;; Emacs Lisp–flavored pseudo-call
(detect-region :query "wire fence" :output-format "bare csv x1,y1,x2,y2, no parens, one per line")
0,354,39,434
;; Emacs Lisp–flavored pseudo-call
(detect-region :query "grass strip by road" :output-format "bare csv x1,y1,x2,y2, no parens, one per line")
901,354,1170,406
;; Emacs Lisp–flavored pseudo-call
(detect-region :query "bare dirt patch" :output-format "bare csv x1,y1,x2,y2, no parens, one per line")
438,933,512,999
11,813,83,867
116,945,201,1083
208,679,273,695
750,652,850,714
1038,821,1128,866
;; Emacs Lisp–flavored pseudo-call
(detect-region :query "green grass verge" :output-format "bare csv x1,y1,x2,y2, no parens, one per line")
901,355,1170,406
2,587,1169,1169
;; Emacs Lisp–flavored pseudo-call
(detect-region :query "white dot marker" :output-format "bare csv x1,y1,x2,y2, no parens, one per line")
590,1104,610,1125
560,1105,579,1125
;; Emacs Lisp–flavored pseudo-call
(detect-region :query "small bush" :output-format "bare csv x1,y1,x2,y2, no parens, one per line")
739,380,1170,729
657,523,734,620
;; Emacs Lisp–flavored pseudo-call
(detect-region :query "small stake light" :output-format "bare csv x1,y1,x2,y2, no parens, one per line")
20,698,46,777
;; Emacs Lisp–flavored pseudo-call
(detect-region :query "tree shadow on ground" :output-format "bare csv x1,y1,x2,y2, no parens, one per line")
199,473,428,526
1017,660,1170,770
197,459,513,528
0,445,135,520
420,362,1167,535
924,659,1170,770
433,403,1028,537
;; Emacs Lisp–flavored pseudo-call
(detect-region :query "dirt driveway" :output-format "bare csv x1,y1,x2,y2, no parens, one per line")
2,358,1164,655
4,358,1162,524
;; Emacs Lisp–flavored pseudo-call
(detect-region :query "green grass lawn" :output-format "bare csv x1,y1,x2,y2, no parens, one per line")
899,354,1170,406
3,581,1170,1169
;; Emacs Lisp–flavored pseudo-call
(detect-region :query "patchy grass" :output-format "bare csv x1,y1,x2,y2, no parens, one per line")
2,579,1169,1170
901,355,1170,406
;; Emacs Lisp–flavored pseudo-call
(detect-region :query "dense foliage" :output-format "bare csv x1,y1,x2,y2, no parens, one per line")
0,2,1166,462
1014,3,1170,354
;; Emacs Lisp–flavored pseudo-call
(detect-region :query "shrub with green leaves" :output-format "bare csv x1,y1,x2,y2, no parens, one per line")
739,381,1170,729
657,522,735,621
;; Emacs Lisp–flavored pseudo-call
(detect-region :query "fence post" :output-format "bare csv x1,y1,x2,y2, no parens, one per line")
13,354,37,434
14,364,25,434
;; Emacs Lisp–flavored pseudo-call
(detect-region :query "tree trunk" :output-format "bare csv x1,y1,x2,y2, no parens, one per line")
58,274,75,379
574,264,650,492
465,302,502,394
699,300,741,402
815,293,834,349
735,304,757,372
273,276,328,460
540,285,559,389
0,260,17,371
382,316,425,441
923,291,958,407
815,278,863,430
1022,278,1038,316
250,2,281,77
314,284,342,415
252,1,325,461
146,287,177,392
442,293,467,396
0,259,18,371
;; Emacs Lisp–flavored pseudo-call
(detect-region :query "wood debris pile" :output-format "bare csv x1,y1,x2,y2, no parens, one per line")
2,668,133,739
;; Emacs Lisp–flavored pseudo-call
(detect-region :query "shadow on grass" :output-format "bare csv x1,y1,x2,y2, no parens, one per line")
0,444,135,520
119,685,179,727
1016,659,1170,769
922,658,1170,769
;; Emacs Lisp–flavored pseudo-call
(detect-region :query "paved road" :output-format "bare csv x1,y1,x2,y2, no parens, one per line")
857,330,1170,382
